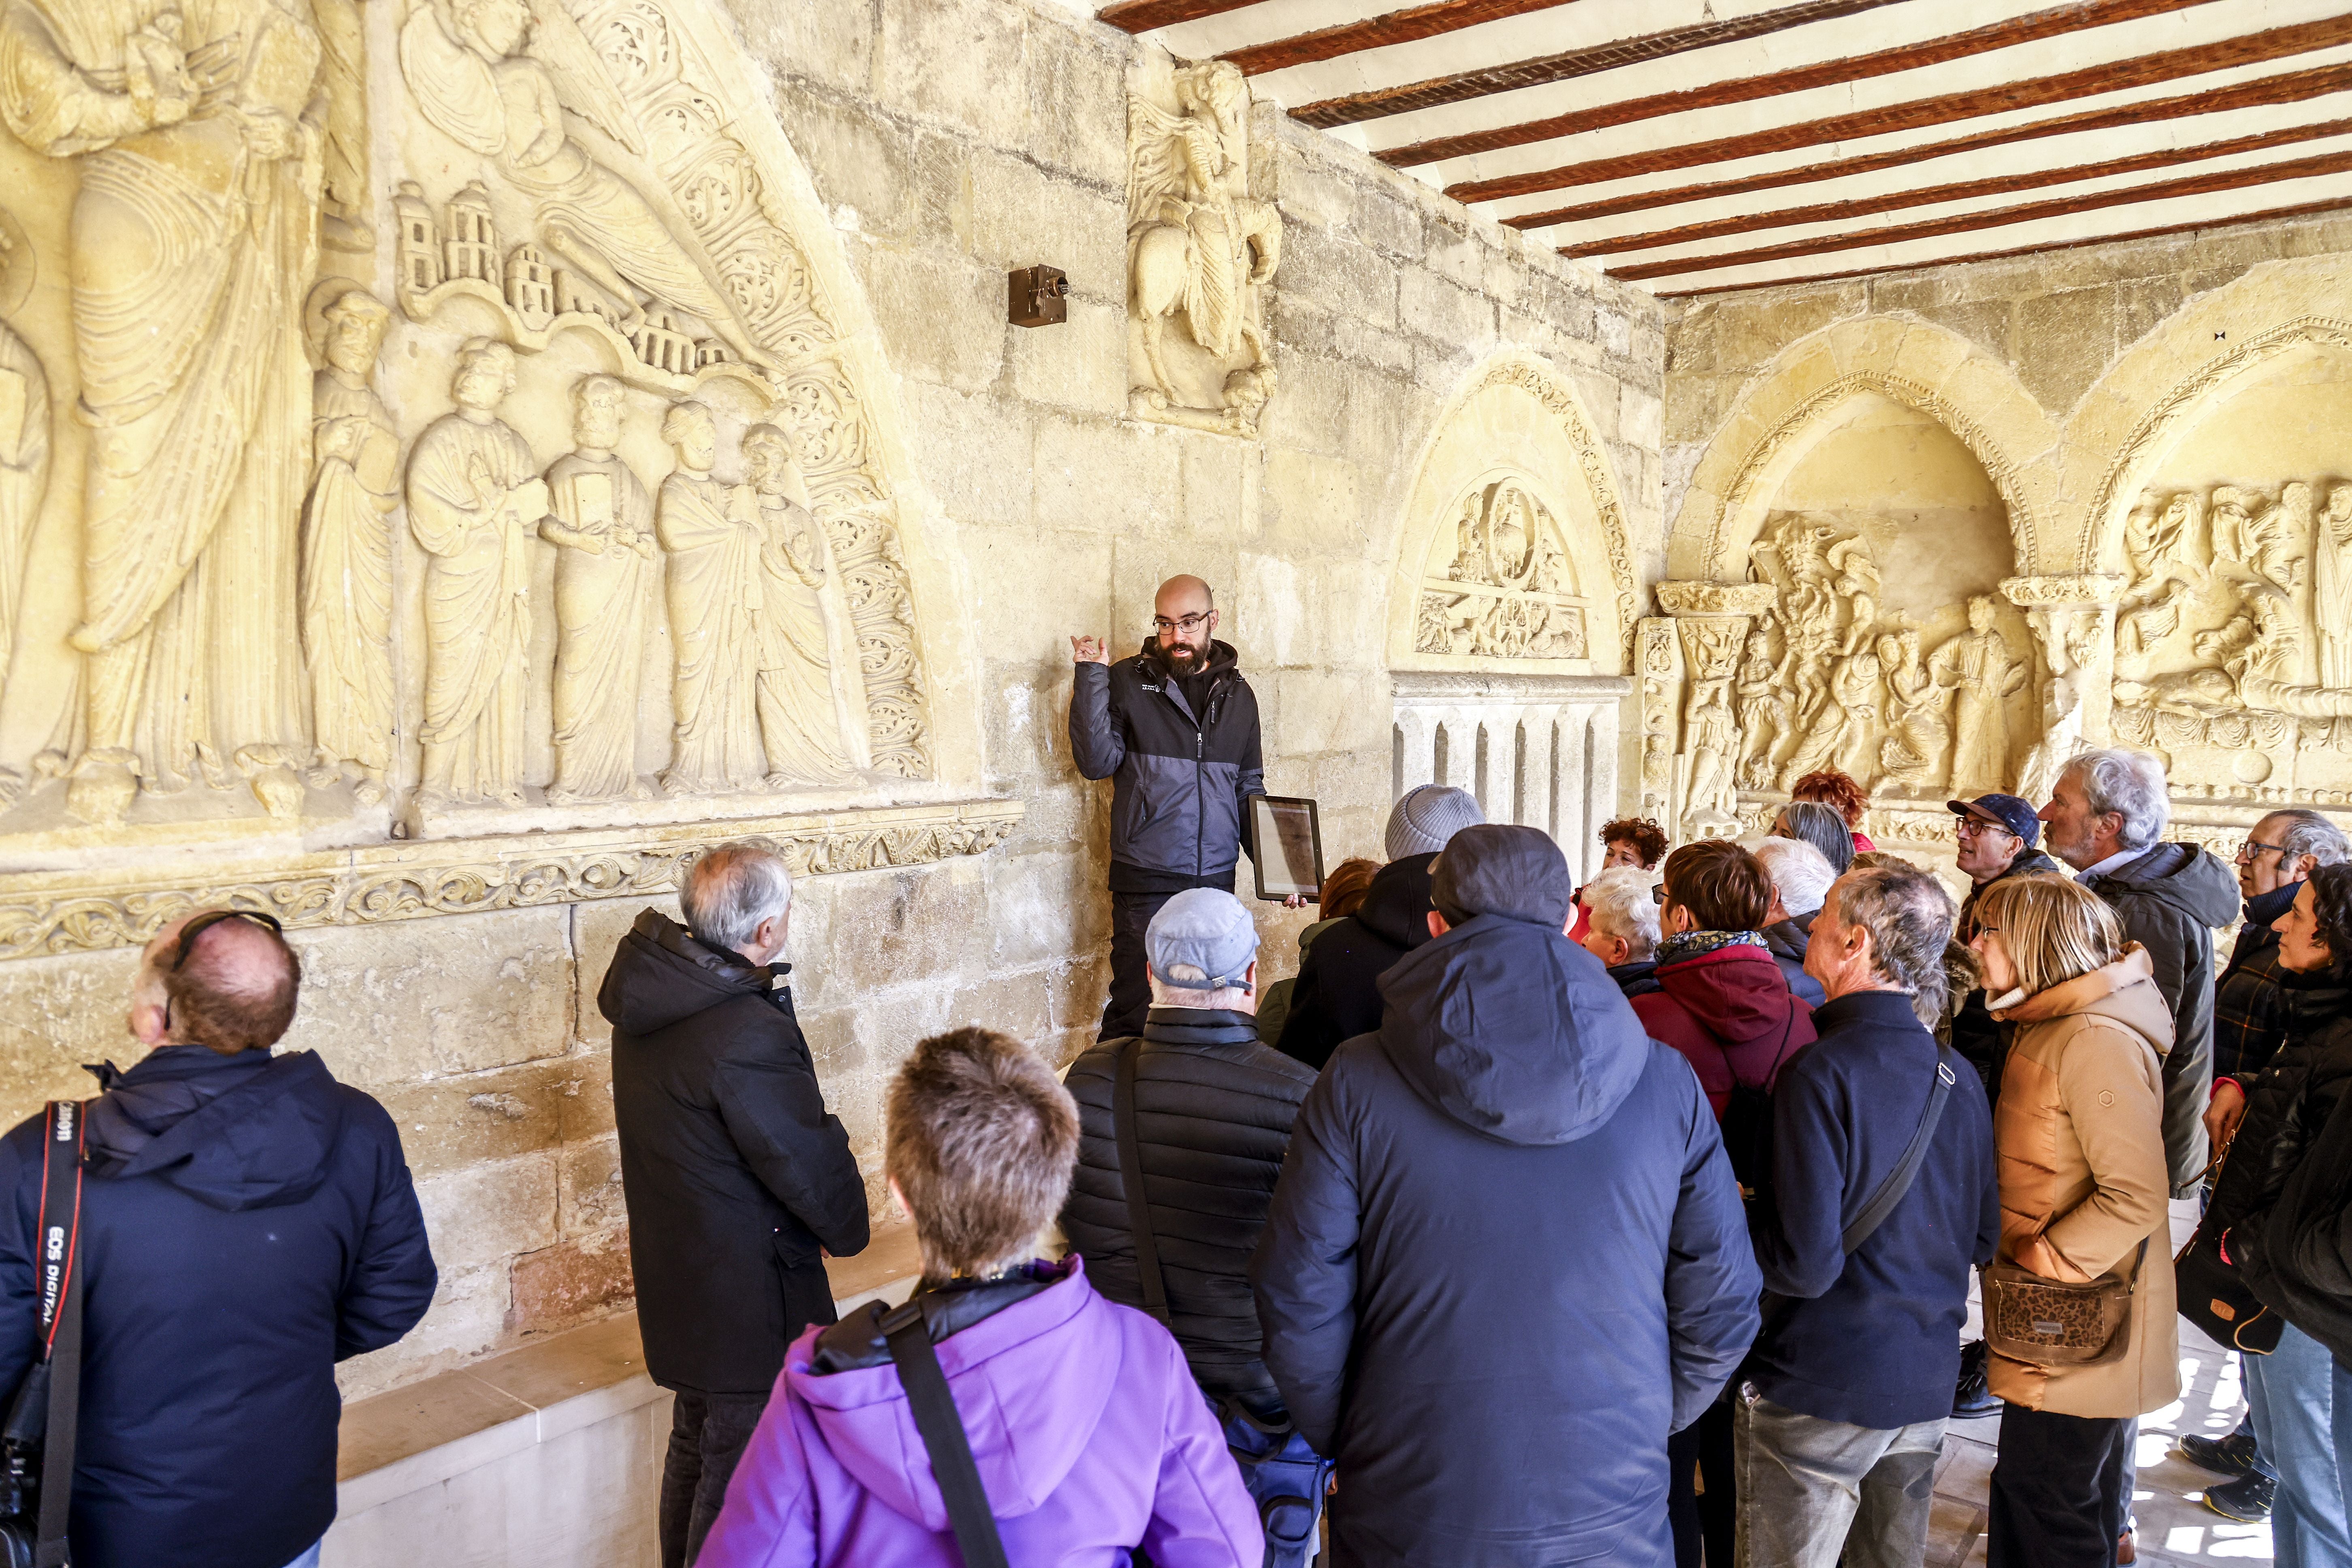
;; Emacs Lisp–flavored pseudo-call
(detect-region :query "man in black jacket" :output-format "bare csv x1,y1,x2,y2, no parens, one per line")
1947,792,2063,1097
2041,748,2240,1195
2217,809,2350,1080
1254,826,1759,1566
0,909,436,1568
601,843,870,1568
1070,575,1269,1040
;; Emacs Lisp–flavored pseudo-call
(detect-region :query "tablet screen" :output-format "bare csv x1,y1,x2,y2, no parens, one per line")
1251,796,1323,901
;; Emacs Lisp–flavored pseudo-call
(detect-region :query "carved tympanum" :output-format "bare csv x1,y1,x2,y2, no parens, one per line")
1415,479,1591,661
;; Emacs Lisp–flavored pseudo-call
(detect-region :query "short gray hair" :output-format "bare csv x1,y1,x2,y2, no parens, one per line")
2266,809,2351,871
1583,867,1661,961
1149,962,1253,1013
681,841,794,954
2064,748,2170,851
1750,835,1836,918
1828,863,1958,1029
1774,801,1855,876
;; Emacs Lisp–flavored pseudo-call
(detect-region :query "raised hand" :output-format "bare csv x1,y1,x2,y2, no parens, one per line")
1069,635,1108,665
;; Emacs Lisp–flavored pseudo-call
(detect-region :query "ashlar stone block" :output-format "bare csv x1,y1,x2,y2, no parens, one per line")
415,1153,561,1272
0,946,143,1129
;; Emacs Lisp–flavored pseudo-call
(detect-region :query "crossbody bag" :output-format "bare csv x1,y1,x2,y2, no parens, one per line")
2173,1136,2284,1355
0,1101,87,1568
879,1296,1008,1568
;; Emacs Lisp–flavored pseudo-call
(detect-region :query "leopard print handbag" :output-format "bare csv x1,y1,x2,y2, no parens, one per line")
1980,1239,2148,1368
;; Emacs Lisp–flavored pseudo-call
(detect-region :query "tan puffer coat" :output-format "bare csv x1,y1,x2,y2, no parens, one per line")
1985,946,2181,1417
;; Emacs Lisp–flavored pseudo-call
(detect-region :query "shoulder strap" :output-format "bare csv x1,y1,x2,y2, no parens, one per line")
881,1300,1009,1568
1841,1048,1958,1257
34,1100,83,1567
1112,1038,1172,1324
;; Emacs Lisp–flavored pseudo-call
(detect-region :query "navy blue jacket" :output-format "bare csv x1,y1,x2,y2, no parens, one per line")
1749,990,2000,1430
0,1047,435,1568
1253,914,1760,1567
1069,639,1264,893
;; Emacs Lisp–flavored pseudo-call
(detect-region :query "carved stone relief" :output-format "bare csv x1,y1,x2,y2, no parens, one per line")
1414,479,1591,660
1126,60,1281,437
0,208,49,805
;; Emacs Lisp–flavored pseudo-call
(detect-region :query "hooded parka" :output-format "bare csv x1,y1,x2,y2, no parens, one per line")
0,1046,437,1568
600,910,870,1395
1272,852,1436,1071
1632,937,1817,1120
1252,914,1760,1566
1983,947,2180,1417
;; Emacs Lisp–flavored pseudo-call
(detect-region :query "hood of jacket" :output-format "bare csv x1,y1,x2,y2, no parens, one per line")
80,1046,351,1212
1993,945,2175,1055
2087,842,2241,929
597,909,784,1035
1354,851,1438,951
1373,913,1651,1146
1655,940,1804,1048
787,1259,1116,1527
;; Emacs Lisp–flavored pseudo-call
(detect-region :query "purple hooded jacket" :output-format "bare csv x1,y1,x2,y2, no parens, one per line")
697,1255,1262,1567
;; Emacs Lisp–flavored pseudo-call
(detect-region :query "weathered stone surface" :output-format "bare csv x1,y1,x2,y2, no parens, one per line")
416,1155,560,1271
2013,285,2119,415
509,1230,635,1333
556,1136,628,1236
0,948,142,1128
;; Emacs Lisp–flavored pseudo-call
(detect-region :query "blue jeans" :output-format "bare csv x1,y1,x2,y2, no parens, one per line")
280,1545,322,1568
2245,1321,2352,1567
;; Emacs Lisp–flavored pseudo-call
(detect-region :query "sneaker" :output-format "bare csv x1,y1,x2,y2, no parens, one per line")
2204,1471,2277,1523
1952,1340,2001,1419
2179,1430,2264,1479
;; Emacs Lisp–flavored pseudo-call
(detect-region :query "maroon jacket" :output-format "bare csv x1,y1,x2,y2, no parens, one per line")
1632,944,1816,1121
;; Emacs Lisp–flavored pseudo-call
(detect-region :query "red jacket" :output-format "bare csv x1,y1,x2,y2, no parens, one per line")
1632,944,1816,1121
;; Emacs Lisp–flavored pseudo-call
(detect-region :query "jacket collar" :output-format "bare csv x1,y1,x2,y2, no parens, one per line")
2246,879,2302,931
1811,987,1928,1035
1141,1007,1261,1047
1655,929,1767,967
636,908,787,987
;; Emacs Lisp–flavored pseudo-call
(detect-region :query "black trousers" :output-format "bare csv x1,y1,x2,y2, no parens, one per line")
1988,1404,2132,1567
660,1388,771,1567
1667,1400,1736,1568
1101,889,1179,1039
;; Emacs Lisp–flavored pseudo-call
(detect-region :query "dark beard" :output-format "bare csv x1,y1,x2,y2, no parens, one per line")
1151,640,1208,675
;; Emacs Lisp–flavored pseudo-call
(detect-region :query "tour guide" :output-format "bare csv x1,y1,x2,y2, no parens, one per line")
1071,574,1272,1040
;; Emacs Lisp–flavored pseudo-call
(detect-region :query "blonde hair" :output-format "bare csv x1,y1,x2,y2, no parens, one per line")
1972,874,2124,998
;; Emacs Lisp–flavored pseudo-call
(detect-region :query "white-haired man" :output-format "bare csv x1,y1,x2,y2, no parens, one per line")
1751,835,1834,1006
1578,865,1663,997
2039,749,2238,1197
599,841,871,1568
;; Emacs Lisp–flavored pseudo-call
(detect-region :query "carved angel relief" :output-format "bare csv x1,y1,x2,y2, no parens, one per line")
1414,480,1591,661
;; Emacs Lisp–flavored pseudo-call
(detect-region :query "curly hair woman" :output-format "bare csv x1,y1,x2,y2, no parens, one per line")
1598,817,1669,871
1790,770,1875,853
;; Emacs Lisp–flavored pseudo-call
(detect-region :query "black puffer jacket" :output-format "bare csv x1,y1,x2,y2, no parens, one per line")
2081,843,2241,1194
2210,973,2352,1272
600,910,869,1395
1068,639,1264,893
1061,1008,1314,1410
1760,919,1827,1006
2246,1000,2352,1362
1273,853,1436,1070
1949,848,2064,1097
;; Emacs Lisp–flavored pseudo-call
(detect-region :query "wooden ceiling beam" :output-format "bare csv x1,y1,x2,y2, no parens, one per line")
1224,0,1584,78
1504,60,2352,230
1097,0,1263,32
1650,197,2352,296
1291,0,1906,126
1559,119,2352,257
1381,0,2218,162
1447,11,2352,203
1601,146,2352,280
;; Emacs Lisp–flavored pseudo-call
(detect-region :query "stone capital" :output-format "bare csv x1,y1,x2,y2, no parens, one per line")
1653,580,1778,619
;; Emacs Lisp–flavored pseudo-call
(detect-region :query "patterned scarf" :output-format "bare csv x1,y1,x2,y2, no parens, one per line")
1655,929,1768,966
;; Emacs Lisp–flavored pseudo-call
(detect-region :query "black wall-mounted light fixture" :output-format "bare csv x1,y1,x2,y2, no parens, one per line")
1008,265,1067,328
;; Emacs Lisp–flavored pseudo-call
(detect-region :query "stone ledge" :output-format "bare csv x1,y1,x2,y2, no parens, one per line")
336,1221,925,1516
0,798,1024,960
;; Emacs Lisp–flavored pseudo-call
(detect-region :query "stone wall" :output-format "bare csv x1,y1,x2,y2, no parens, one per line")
0,0,1663,1404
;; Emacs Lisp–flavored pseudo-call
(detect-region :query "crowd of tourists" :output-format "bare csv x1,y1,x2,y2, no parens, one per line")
16,574,2352,1568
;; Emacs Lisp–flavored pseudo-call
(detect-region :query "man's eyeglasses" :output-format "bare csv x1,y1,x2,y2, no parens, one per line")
1953,818,2012,841
1651,884,1670,906
2238,839,2289,865
1153,613,1211,634
169,909,283,970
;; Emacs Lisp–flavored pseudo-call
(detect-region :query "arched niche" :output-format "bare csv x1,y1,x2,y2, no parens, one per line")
1383,355,1636,875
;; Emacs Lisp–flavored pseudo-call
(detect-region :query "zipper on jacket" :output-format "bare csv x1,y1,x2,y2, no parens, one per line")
1195,727,1205,878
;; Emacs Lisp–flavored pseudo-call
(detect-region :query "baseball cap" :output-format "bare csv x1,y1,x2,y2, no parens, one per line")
1948,793,2040,847
1385,785,1487,860
1430,823,1574,928
1146,888,1261,990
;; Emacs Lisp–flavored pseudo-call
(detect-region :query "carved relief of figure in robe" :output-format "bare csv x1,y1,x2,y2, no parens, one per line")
398,0,770,366
1828,644,1883,786
659,401,764,795
0,0,325,820
407,341,548,805
2128,492,2197,587
1681,679,1738,832
1930,597,2028,798
1876,628,1949,792
2220,483,2308,594
0,214,50,765
1733,625,1788,789
301,287,399,799
741,423,852,787
540,375,657,803
2320,485,2352,688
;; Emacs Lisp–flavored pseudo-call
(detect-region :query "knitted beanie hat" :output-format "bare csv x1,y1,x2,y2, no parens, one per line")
1384,784,1487,861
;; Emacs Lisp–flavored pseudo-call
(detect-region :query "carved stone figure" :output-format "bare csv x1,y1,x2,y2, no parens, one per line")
1930,597,2028,798
1829,645,1884,784
2319,485,2352,687
399,0,771,367
0,209,49,760
1681,680,1738,833
1127,60,1281,431
1732,626,1788,789
314,0,371,251
658,401,764,795
407,341,548,805
1876,628,1949,792
541,375,657,803
301,287,400,799
2129,492,2198,586
2225,483,2308,594
1415,479,1589,660
742,424,853,787
0,0,325,820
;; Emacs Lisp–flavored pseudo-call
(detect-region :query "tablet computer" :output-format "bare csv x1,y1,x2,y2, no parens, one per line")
1250,795,1324,903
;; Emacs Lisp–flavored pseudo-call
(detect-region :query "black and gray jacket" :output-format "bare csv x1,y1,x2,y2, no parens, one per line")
1070,638,1264,893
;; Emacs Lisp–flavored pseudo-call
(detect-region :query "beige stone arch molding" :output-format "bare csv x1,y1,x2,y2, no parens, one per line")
1385,354,1638,675
1666,318,2062,582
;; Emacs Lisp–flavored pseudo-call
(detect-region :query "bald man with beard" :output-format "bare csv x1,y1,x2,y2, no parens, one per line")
0,911,435,1568
1071,575,1275,1039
